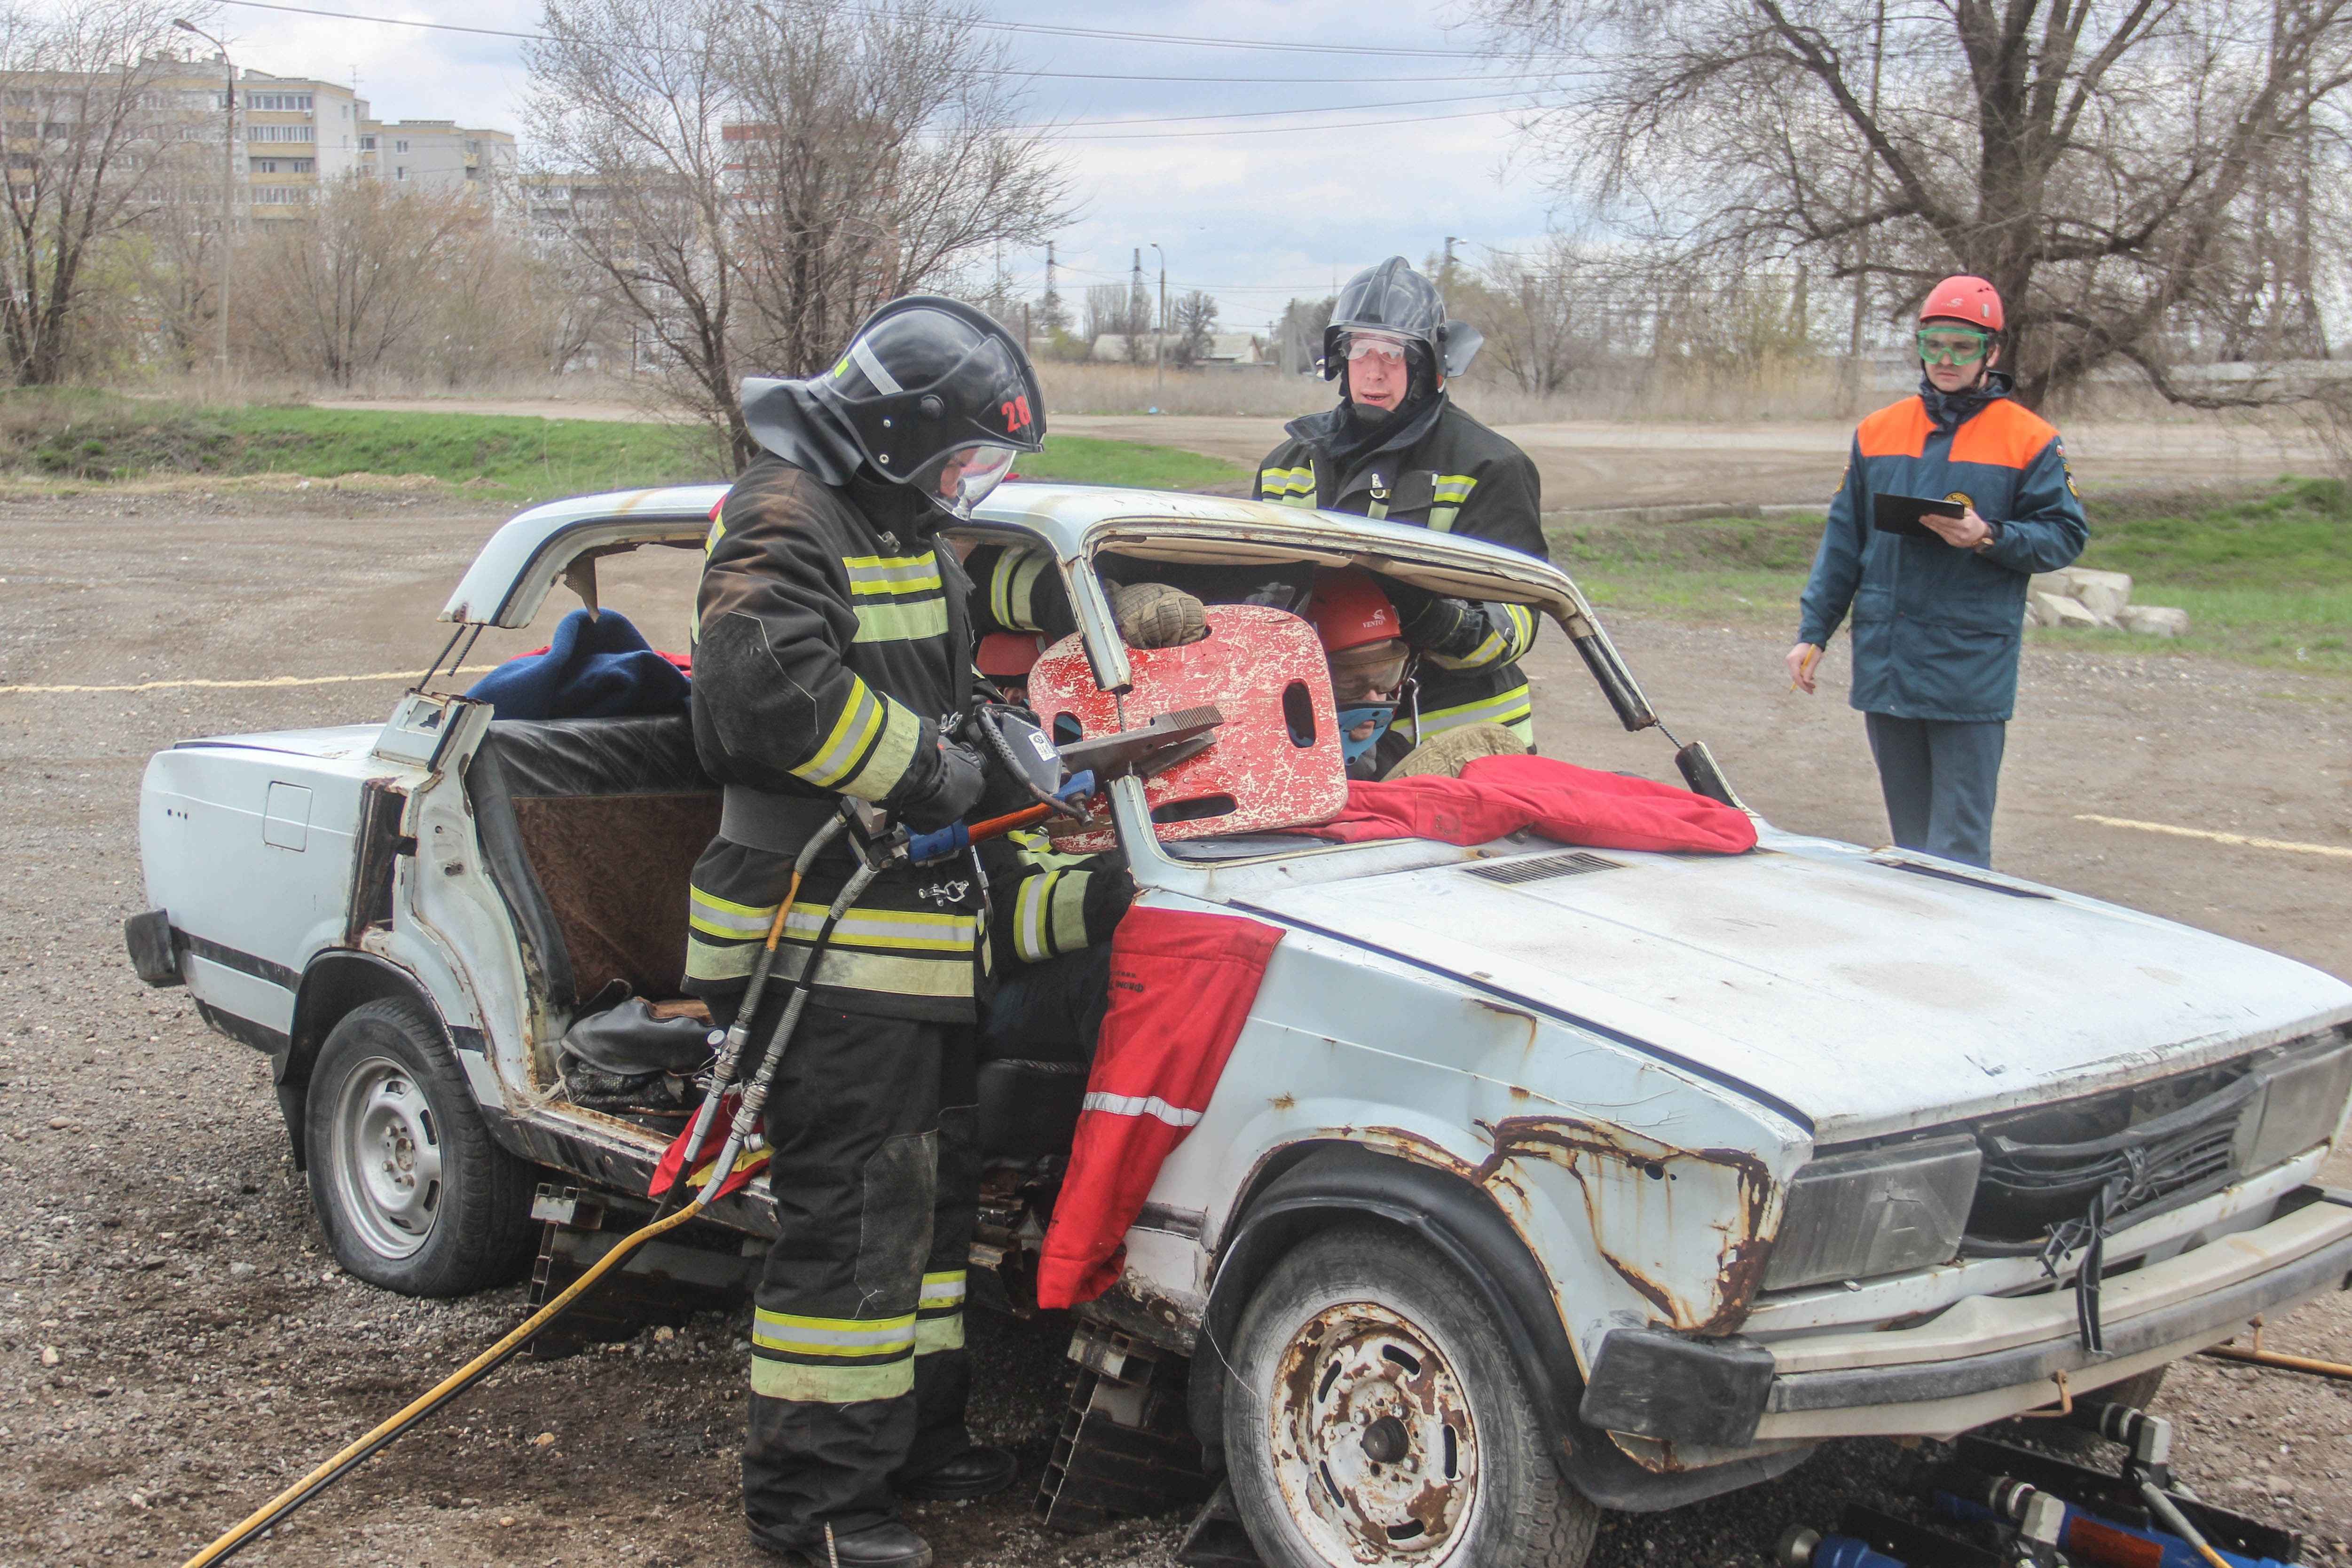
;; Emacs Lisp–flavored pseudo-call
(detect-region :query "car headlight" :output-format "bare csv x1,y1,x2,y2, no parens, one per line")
1763,1134,1981,1292
2240,1035,2352,1176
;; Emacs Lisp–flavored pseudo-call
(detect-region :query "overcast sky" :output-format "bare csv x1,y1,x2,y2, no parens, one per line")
204,0,1569,336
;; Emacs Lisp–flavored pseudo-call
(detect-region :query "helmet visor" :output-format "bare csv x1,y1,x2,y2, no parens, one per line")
1343,330,1411,366
909,442,1021,518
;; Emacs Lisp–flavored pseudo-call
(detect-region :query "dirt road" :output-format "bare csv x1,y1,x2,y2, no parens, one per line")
4,497,2348,1567
314,397,2337,511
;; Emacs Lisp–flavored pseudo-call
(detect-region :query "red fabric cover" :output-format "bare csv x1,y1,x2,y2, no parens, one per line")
1313,752,1757,854
1036,906,1285,1309
648,1094,769,1200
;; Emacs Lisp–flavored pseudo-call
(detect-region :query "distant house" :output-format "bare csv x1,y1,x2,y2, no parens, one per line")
1088,331,1271,370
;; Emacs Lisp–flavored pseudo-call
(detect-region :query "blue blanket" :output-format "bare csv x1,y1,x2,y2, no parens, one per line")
466,608,690,721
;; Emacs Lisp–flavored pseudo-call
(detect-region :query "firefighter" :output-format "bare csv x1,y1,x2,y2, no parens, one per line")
1786,275,2088,869
685,296,1044,1568
1256,256,1547,764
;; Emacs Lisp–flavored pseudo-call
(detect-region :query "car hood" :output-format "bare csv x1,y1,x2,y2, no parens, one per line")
174,725,387,762
1235,829,2352,1141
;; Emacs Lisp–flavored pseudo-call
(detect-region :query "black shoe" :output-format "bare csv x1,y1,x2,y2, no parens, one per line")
892,1443,1019,1501
758,1520,934,1568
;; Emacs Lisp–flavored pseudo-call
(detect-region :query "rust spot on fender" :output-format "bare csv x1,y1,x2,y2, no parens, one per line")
1270,1093,1297,1111
1358,1126,1482,1183
1472,1115,1777,1335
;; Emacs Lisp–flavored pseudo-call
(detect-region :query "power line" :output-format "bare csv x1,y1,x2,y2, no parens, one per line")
1041,87,1544,132
215,0,1534,62
1046,102,1535,141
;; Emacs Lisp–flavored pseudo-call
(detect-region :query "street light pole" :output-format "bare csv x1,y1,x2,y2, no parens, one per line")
1149,242,1165,407
173,19,233,385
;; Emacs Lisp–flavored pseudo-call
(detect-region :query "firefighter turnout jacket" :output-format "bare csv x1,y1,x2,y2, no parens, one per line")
1798,376,2088,723
1256,398,1548,747
685,451,991,1022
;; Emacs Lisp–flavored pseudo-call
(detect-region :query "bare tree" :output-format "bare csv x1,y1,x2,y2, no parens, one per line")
1083,280,1145,357
1170,288,1217,365
0,0,213,384
241,179,482,386
525,0,1069,469
1475,0,2352,407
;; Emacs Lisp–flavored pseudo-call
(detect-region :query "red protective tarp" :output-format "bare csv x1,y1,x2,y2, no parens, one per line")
1036,906,1285,1309
1305,752,1757,855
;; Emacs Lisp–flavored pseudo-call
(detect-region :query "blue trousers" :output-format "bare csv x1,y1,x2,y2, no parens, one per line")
1863,712,2006,869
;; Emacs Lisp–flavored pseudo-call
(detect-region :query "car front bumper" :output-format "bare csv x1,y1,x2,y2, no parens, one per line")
1581,1186,2352,1454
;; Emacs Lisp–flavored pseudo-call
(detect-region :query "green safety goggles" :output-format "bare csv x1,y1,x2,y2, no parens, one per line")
1918,327,1994,366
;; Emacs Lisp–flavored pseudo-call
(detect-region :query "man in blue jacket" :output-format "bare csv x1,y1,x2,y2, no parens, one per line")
1786,276,2087,869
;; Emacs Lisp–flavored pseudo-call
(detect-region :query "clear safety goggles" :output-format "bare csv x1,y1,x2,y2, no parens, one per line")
1918,327,1993,366
1328,639,1408,703
1343,331,1411,367
909,442,1021,518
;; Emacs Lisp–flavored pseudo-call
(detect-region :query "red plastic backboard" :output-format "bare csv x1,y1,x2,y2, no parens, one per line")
1027,604,1348,852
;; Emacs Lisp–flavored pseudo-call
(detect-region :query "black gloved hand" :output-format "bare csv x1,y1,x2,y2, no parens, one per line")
1398,595,1487,661
887,732,989,832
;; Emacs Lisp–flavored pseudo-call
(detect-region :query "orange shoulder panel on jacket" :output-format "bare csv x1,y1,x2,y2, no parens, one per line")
1950,398,2059,471
1855,397,1933,459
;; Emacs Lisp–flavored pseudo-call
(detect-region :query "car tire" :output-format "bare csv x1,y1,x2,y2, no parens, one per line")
305,997,537,1297
1224,1223,1599,1568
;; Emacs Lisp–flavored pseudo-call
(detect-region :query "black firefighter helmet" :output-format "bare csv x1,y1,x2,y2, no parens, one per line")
1320,256,1484,382
811,295,1046,518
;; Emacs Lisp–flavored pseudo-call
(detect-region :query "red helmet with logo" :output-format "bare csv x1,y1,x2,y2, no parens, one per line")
1919,275,2004,332
1305,567,1401,653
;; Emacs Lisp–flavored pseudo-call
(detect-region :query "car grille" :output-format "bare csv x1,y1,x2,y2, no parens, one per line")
1964,1065,2263,1245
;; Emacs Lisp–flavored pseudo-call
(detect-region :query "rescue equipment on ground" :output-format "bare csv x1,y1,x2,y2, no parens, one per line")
1773,1395,2307,1568
1300,751,1760,854
1027,604,1348,853
1036,906,1285,1308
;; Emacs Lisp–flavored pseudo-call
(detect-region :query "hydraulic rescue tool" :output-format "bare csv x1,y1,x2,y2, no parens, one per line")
179,704,1221,1567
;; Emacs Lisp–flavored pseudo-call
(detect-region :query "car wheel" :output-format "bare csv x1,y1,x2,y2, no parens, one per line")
305,997,536,1296
1224,1224,1599,1568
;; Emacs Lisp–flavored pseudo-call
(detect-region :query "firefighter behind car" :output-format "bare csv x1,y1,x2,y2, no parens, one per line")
685,297,1042,1568
1256,257,1549,764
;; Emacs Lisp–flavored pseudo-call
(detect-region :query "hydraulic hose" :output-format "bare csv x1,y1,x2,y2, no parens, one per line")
179,830,882,1567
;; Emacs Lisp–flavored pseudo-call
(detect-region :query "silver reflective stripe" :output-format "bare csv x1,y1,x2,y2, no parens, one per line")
849,337,902,395
1081,1091,1202,1127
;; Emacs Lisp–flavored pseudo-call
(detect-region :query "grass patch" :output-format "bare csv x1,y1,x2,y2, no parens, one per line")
0,387,716,499
0,390,1246,500
1013,433,1243,490
1547,481,2352,674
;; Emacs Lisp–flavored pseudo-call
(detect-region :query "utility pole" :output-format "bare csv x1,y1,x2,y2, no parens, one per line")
1443,236,1461,289
1041,239,1063,333
174,18,235,385
1149,242,1166,407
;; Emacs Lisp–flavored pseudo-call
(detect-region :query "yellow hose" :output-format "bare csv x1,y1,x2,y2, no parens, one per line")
180,1197,710,1568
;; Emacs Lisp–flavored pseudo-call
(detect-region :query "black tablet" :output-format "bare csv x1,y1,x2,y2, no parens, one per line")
1872,492,1967,538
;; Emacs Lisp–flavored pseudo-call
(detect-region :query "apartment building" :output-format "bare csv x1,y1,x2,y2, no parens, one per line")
359,119,517,196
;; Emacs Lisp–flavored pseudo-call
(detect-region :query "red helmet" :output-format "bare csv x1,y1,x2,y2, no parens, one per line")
976,631,1047,679
1919,275,2003,332
1305,567,1401,653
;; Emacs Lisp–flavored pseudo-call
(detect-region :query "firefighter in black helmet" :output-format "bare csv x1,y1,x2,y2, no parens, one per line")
1256,256,1549,776
687,296,1043,1568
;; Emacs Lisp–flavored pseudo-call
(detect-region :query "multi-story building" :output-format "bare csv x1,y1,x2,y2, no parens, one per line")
358,119,517,197
235,69,370,220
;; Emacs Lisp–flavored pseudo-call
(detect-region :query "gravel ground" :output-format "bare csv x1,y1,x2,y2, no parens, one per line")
3,497,2347,1568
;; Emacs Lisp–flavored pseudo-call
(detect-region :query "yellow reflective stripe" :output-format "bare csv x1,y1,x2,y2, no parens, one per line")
685,935,762,983
990,548,1051,631
774,901,975,951
755,1308,916,1357
1428,626,1506,671
1013,869,1059,964
1050,874,1091,956
704,517,725,554
919,1270,966,1309
1258,464,1314,498
768,943,976,998
1502,603,1537,660
1395,685,1535,743
689,887,778,938
852,597,951,644
834,695,920,801
842,554,944,595
794,678,884,788
752,1357,913,1403
914,1315,965,1355
1434,473,1478,504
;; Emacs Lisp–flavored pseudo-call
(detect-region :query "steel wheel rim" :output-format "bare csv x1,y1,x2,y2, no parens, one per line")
1266,1299,1480,1564
330,1053,443,1260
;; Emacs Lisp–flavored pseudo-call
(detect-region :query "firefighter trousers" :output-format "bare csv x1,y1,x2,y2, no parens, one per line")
718,996,979,1547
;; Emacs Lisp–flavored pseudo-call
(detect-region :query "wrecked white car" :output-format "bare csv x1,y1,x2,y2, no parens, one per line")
132,484,2352,1568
